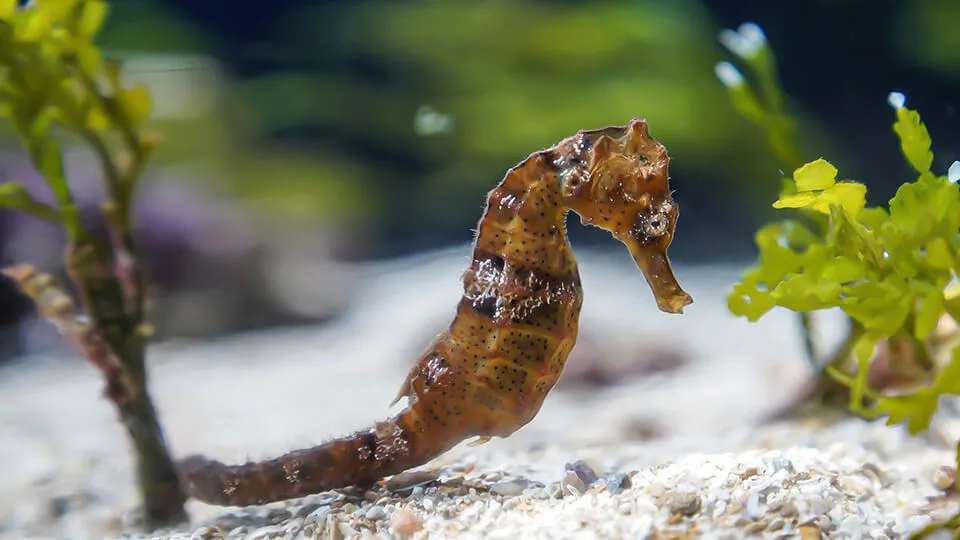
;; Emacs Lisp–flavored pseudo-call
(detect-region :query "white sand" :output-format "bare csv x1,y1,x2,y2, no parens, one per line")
0,246,956,539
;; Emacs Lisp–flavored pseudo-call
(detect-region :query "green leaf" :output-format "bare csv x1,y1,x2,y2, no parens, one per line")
915,290,945,340
773,180,867,218
893,106,933,174
77,0,108,39
86,106,109,131
753,223,803,284
925,237,954,270
0,182,61,222
793,158,837,191
770,273,841,312
726,84,765,124
858,207,888,231
832,206,883,269
772,192,816,210
933,347,960,395
854,347,960,435
16,11,51,41
22,137,82,239
119,84,151,124
821,256,866,283
0,0,16,19
76,42,102,74
0,182,32,208
890,176,959,228
30,139,68,201
842,278,914,335
819,183,867,217
727,281,777,321
872,389,938,435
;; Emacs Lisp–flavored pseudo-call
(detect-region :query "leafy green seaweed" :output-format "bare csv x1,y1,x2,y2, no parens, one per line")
0,0,186,528
729,95,959,400
725,75,960,536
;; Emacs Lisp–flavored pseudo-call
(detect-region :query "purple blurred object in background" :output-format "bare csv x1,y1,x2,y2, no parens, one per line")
0,147,357,362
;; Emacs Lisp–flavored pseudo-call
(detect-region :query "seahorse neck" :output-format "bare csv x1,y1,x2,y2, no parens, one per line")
470,155,578,280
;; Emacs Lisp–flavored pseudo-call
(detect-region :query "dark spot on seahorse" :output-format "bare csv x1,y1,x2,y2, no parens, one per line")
490,255,505,271
357,431,378,463
471,295,496,318
422,353,453,388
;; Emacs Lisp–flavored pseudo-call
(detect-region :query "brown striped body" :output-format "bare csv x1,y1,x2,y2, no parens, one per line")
178,118,692,506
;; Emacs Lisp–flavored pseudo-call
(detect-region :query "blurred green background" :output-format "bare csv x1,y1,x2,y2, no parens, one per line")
1,0,958,358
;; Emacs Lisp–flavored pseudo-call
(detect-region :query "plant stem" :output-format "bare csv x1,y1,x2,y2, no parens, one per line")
798,311,817,367
67,242,187,528
115,341,187,527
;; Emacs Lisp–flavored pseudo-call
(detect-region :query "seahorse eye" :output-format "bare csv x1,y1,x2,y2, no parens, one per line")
632,200,676,242
642,211,669,238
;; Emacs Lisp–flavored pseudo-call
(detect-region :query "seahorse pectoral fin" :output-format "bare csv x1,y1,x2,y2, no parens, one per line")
624,238,692,314
466,436,493,447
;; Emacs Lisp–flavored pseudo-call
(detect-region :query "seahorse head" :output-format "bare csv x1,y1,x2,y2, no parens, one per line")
557,118,693,314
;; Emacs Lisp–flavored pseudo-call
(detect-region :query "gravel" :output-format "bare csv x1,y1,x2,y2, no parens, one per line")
96,424,959,539
1,247,959,539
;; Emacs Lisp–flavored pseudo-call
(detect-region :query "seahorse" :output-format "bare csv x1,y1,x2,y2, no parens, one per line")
178,118,693,506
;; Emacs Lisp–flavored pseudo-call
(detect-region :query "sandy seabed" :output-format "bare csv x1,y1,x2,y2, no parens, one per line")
1,246,957,539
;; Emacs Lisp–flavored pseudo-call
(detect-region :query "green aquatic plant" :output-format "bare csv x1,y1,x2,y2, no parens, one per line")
719,21,960,537
728,91,960,378
731,92,960,538
726,91,960,538
0,0,186,527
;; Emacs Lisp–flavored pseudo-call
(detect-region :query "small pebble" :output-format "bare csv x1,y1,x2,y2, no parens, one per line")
246,524,285,540
663,491,702,517
771,458,794,472
742,521,767,535
744,491,762,518
283,517,304,534
648,481,666,498
491,480,526,497
524,487,550,500
566,460,599,486
386,470,440,491
226,527,251,539
484,472,503,482
605,472,632,495
561,470,585,496
798,524,821,540
663,491,702,516
189,526,222,540
800,515,832,532
389,507,423,536
934,466,957,490
338,521,358,537
306,506,332,524
767,517,786,532
295,503,325,519
365,505,387,520
264,508,292,524
777,501,799,518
